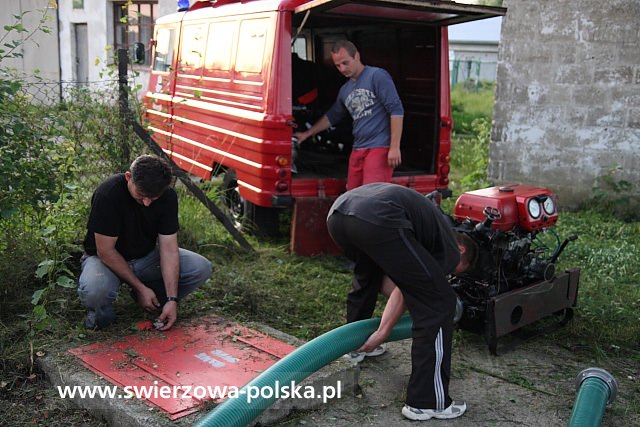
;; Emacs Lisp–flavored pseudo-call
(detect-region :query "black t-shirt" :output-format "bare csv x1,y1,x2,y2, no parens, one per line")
83,174,179,260
329,182,460,274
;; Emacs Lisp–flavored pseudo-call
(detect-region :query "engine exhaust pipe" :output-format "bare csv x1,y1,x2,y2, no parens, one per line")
567,367,618,427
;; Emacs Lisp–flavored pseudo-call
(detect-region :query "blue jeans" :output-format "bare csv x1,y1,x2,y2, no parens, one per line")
77,248,212,328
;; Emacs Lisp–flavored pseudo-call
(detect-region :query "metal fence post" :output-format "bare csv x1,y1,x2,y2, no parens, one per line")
117,49,132,164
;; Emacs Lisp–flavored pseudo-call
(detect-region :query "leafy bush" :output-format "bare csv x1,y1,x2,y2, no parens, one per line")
450,81,495,134
0,9,143,333
587,166,639,222
449,118,493,195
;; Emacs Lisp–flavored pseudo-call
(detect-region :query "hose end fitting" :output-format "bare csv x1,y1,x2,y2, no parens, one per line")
575,367,618,405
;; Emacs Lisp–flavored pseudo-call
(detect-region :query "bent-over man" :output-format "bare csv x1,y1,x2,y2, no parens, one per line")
327,182,477,421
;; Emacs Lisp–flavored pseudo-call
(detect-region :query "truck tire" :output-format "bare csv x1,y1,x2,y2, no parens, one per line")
221,170,280,237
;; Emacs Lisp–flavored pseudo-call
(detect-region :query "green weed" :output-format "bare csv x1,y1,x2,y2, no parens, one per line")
587,165,639,221
451,81,495,134
447,118,493,199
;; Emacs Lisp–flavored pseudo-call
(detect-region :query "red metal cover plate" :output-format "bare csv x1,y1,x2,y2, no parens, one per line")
68,316,296,419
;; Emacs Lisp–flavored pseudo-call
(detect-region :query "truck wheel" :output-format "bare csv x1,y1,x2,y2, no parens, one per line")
221,171,280,237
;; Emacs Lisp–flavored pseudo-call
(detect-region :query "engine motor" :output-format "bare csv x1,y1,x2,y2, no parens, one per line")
448,184,579,354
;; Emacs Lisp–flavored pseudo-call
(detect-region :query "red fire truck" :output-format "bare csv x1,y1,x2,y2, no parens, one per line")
143,0,505,254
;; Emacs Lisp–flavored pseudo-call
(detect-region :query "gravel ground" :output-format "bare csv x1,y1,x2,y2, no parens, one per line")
274,331,639,427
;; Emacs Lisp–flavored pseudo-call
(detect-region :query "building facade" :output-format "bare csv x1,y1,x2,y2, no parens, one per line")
56,0,165,91
449,40,499,85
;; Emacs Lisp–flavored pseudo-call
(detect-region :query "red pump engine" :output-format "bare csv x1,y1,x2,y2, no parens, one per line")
454,184,558,232
447,184,579,354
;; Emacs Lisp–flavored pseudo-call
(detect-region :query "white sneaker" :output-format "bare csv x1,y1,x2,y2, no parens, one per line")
401,401,467,420
343,344,387,363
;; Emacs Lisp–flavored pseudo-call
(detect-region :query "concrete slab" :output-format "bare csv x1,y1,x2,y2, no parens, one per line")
37,318,359,426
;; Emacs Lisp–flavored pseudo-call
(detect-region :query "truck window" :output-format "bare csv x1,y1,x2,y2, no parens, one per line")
205,21,236,71
180,24,208,70
292,37,307,60
152,27,175,72
235,18,269,73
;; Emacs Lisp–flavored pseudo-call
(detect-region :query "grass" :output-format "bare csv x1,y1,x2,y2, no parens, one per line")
179,185,640,354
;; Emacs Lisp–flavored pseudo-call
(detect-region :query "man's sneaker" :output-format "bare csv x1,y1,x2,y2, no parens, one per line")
401,401,467,421
344,343,387,363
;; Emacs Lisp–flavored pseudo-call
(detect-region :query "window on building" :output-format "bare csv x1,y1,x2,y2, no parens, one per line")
113,1,158,66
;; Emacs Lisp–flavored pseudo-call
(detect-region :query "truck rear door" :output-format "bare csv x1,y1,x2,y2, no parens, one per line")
294,0,505,26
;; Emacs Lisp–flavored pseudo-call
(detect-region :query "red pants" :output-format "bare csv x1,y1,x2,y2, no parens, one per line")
347,147,393,190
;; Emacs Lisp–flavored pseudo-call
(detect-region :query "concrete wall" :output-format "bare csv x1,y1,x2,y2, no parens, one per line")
490,0,640,207
159,0,182,17
0,0,59,81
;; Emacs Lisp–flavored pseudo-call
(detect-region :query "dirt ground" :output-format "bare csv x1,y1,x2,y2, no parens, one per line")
2,327,637,427
275,331,639,427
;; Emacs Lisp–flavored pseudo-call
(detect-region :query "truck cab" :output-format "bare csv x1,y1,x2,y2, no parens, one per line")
143,0,505,254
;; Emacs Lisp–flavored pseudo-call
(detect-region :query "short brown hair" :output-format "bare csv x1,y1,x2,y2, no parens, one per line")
331,40,358,57
130,155,173,198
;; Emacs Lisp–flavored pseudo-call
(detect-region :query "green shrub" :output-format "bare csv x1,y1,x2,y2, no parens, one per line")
450,81,495,134
0,8,143,331
448,118,493,196
586,165,639,222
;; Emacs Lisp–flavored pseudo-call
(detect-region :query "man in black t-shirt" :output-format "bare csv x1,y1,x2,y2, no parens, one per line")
326,183,477,421
78,155,212,330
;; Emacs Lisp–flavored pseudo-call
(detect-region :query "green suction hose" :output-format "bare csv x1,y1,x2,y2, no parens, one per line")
192,315,413,427
567,368,618,427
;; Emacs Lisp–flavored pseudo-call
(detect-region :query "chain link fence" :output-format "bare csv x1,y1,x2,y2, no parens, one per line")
450,58,497,87
1,72,144,215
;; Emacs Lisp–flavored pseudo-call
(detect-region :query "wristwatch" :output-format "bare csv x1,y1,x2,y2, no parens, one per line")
166,296,179,303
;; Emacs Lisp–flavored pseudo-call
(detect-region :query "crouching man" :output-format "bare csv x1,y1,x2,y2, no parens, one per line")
78,155,212,331
327,182,477,421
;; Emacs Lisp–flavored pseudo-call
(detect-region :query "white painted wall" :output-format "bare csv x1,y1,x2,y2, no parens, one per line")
0,0,59,81
57,0,109,83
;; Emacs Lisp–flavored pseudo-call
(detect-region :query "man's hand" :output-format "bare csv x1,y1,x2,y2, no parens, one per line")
357,330,388,353
388,146,402,168
292,131,310,144
293,115,331,145
156,301,178,331
136,286,160,311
